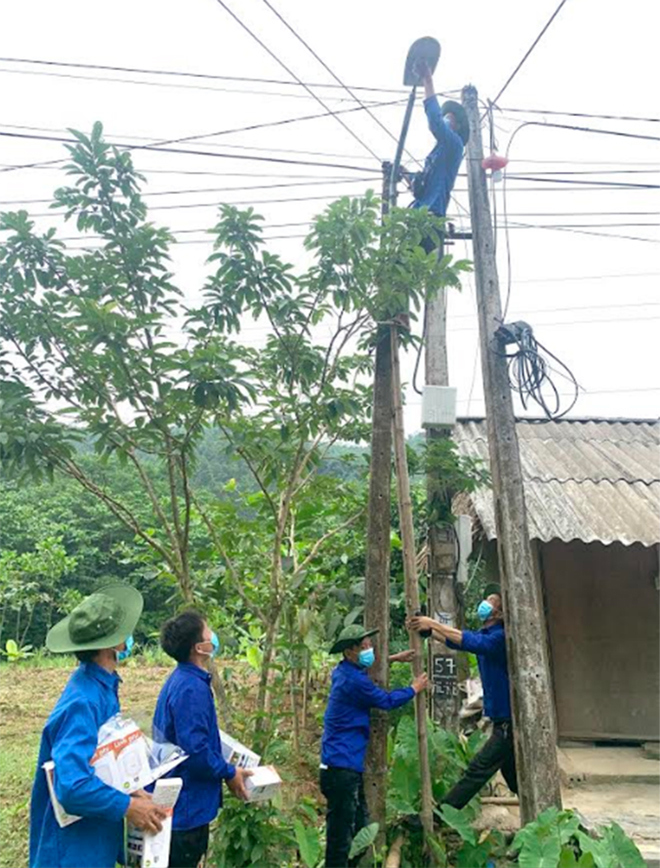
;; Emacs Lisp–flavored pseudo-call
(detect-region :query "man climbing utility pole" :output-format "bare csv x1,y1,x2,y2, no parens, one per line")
461,83,562,822
406,63,471,731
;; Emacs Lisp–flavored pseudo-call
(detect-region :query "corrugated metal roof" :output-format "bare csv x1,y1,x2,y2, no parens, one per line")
453,418,660,547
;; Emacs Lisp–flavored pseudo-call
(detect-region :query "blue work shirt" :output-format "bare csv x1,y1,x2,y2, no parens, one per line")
153,662,235,831
411,95,465,218
447,622,511,720
321,659,415,773
29,662,131,868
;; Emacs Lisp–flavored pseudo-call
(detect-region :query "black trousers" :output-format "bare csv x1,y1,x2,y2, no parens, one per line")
320,767,369,868
442,720,518,809
169,824,209,868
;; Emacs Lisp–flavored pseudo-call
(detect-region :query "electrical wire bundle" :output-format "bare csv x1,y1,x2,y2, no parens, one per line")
495,320,580,418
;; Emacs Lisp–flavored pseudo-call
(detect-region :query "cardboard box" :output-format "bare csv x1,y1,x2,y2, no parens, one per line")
92,719,153,793
42,761,81,828
219,729,261,769
128,778,182,868
245,765,282,803
44,716,186,828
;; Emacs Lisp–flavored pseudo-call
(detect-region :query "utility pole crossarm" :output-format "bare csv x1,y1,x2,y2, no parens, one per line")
461,83,562,823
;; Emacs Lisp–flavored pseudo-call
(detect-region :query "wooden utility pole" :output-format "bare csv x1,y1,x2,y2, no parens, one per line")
363,161,395,831
461,84,562,822
424,274,462,731
390,326,434,839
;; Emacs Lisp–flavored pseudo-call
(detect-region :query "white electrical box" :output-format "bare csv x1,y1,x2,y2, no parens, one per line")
421,386,457,429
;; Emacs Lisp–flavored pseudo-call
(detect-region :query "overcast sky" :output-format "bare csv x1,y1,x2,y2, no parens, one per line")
1,0,658,431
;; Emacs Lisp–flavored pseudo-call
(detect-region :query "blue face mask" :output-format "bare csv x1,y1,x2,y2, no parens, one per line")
477,601,494,622
199,631,220,658
358,647,375,669
117,634,134,662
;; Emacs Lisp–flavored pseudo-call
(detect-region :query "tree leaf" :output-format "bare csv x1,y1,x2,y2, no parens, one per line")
518,831,562,868
439,804,477,846
348,822,379,859
293,819,321,868
600,823,646,868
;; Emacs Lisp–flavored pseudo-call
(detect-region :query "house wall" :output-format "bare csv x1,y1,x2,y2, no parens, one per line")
541,539,659,742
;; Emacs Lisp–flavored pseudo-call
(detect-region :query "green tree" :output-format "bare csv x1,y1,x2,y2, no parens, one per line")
0,126,470,741
0,123,250,604
186,196,469,738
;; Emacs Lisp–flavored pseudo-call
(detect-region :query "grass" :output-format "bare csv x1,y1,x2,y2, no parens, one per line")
0,662,170,868
0,658,325,868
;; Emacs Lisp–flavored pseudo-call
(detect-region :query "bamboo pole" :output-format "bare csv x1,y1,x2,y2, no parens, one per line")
389,325,434,840
385,833,406,868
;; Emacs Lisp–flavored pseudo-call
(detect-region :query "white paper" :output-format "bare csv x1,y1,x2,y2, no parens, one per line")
219,729,261,769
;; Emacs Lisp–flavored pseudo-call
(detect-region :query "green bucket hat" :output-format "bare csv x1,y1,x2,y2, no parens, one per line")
329,624,379,655
441,100,470,145
46,584,143,654
483,582,502,598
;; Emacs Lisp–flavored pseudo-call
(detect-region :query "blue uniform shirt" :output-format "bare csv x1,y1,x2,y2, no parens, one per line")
321,659,415,773
411,95,465,218
29,662,131,868
153,662,236,831
447,622,511,720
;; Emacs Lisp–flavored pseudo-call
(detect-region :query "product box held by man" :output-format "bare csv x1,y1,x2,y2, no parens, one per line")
127,777,183,868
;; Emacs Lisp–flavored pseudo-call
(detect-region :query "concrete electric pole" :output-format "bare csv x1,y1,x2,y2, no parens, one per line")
424,273,463,731
461,83,562,822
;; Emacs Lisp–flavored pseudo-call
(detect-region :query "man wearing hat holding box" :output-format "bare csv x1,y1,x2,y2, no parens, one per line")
320,624,428,868
29,585,168,868
408,585,518,808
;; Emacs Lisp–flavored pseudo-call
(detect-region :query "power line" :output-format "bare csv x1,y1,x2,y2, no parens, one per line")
0,176,374,206
499,106,660,124
258,0,420,166
506,175,660,190
0,100,403,176
506,119,660,145
406,387,660,407
507,221,660,244
6,124,660,179
0,64,378,102
212,0,381,163
23,191,379,219
0,130,383,174
491,0,571,105
0,55,410,95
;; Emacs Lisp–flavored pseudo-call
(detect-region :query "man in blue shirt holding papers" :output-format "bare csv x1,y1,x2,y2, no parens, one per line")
320,624,428,868
154,610,252,868
29,585,167,868
409,586,518,808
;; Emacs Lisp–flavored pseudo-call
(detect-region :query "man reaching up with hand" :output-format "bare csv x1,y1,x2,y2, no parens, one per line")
409,587,518,808
406,62,470,252
320,624,428,868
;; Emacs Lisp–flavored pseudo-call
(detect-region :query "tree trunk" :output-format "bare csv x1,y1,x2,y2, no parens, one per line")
302,648,311,730
209,659,232,731
364,324,394,834
254,611,280,747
